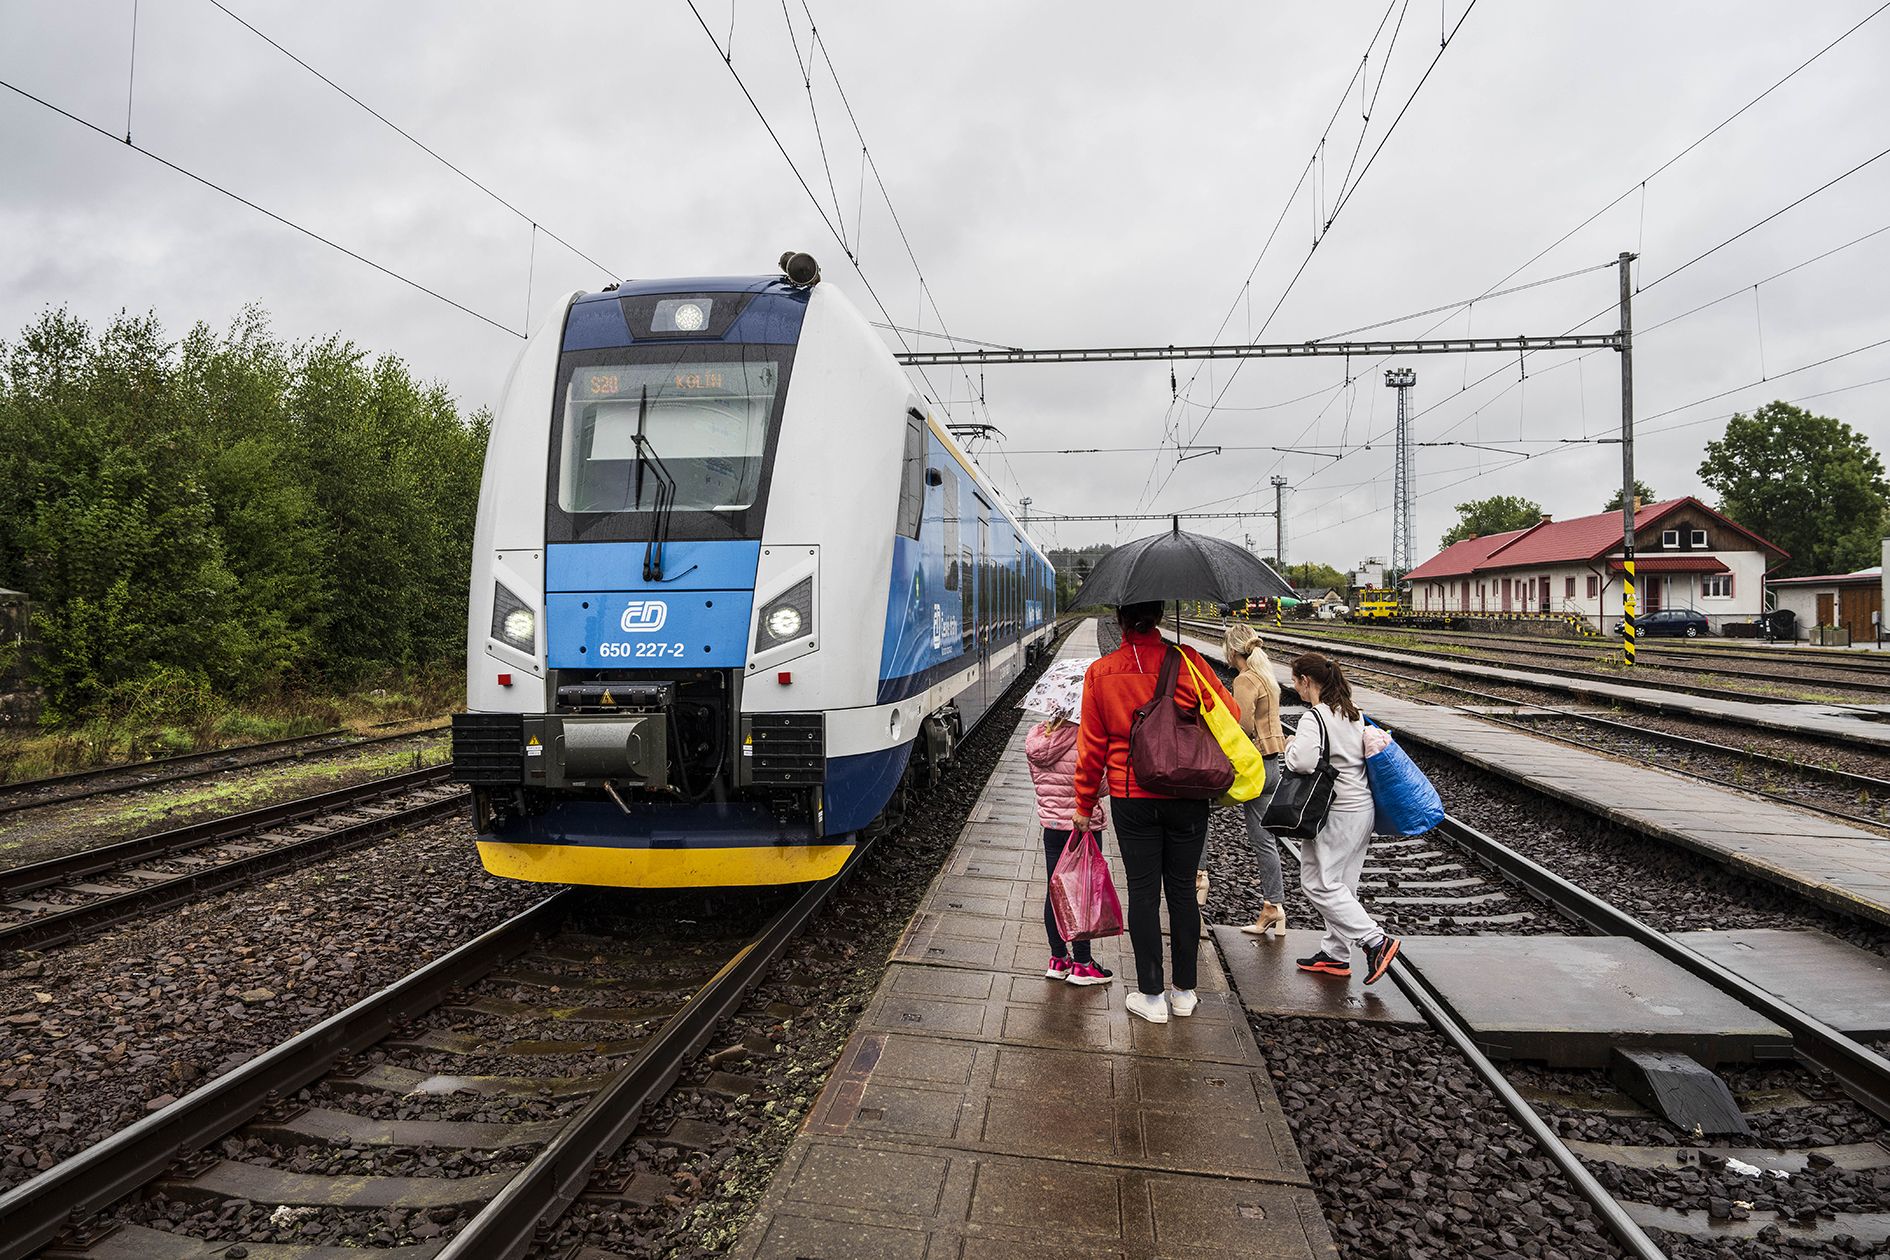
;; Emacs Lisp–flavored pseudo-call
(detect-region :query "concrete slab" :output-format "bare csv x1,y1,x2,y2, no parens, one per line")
1672,927,1890,1037
1214,926,1423,1025
1407,935,1793,1068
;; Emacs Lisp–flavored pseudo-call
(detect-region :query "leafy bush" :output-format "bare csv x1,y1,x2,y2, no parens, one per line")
0,305,488,724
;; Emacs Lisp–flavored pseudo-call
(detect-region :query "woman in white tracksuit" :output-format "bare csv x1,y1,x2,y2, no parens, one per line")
1283,652,1402,985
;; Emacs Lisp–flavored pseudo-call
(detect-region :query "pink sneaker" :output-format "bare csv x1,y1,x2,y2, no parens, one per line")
1066,961,1114,986
1044,957,1073,980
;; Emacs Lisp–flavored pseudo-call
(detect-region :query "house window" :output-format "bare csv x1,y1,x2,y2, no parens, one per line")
1660,529,1679,547
1702,573,1733,598
1586,574,1598,598
1565,576,1575,598
1690,529,1708,547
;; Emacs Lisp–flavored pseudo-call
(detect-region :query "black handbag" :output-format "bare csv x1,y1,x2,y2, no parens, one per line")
1262,708,1338,839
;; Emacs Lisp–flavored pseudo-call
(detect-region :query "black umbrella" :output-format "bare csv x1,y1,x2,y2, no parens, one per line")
1069,518,1295,608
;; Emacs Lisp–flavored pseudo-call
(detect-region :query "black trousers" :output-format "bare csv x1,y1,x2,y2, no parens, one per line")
1041,829,1094,963
1112,796,1209,995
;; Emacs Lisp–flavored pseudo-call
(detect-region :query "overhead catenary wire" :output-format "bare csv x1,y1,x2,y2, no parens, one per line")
1182,4,1889,527
205,0,623,282
1156,0,1481,490
0,76,524,338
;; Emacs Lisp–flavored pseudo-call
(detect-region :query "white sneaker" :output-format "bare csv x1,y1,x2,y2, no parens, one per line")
1166,988,1199,1018
1125,991,1170,1024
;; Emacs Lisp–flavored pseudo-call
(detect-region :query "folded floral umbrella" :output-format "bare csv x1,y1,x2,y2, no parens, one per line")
1018,658,1092,720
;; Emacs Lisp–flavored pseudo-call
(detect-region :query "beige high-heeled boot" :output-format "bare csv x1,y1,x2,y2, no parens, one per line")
1240,901,1287,938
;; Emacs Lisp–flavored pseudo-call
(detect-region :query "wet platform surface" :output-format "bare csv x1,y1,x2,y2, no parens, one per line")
1409,935,1792,1068
1180,626,1890,930
1673,927,1890,1037
1219,926,1793,1068
734,623,1337,1260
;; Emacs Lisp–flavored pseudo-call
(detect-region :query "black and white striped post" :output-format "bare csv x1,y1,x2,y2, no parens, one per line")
1617,251,1637,666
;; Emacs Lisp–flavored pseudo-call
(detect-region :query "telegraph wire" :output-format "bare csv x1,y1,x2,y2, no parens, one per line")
0,76,524,338
205,0,622,281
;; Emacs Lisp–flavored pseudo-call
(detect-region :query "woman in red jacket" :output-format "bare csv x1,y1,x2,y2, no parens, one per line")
1071,601,1239,1024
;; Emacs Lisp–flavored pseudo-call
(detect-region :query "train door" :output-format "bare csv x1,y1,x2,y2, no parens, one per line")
976,507,992,713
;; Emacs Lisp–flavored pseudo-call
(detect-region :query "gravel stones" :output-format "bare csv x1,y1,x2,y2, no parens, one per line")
0,816,542,1189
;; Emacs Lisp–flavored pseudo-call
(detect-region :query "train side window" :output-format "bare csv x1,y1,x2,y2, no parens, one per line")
941,464,961,589
896,409,925,539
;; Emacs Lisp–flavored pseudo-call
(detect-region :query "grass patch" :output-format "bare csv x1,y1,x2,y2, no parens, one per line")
0,668,459,785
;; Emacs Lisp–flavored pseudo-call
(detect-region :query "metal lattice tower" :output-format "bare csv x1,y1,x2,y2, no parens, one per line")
1385,368,1417,574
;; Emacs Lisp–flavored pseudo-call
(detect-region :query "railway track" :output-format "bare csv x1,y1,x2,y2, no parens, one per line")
1255,810,1890,1255
1255,621,1890,700
0,723,450,819
0,838,864,1259
0,766,463,953
1207,634,1890,831
1277,616,1890,674
1193,620,1890,746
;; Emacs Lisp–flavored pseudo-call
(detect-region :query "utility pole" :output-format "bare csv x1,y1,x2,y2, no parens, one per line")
1271,475,1288,567
1019,496,1032,527
1617,251,1637,666
1385,368,1417,575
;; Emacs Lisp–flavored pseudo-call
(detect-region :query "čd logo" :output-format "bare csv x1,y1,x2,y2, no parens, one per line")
620,600,668,633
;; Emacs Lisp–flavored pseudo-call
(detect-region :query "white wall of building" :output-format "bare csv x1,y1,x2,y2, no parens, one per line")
1412,550,1768,631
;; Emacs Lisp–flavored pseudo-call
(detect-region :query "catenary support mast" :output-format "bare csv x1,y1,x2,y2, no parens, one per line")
1618,251,1638,666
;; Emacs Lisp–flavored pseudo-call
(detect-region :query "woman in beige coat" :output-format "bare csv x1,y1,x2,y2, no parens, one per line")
1225,622,1289,936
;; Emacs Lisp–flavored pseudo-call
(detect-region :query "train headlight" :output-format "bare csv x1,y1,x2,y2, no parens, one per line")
492,583,536,654
766,606,802,639
756,577,815,650
672,302,706,331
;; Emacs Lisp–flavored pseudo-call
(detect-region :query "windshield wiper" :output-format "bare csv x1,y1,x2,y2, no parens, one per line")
632,385,677,581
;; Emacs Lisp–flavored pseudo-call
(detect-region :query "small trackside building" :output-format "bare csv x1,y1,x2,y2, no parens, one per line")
1402,498,1788,633
1767,567,1882,645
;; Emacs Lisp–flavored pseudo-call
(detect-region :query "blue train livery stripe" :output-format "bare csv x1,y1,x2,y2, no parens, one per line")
824,744,913,834
546,590,755,669
547,540,761,592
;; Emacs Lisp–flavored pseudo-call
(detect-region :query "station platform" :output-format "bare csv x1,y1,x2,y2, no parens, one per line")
1358,686,1890,929
1262,630,1890,750
1180,628,1890,931
733,623,1337,1260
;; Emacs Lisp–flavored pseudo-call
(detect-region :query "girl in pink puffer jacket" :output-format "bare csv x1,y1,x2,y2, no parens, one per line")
1027,716,1113,986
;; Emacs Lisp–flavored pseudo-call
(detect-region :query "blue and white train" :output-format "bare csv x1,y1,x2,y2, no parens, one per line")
451,254,1056,887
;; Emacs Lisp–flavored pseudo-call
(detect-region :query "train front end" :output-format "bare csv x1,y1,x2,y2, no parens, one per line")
452,267,912,887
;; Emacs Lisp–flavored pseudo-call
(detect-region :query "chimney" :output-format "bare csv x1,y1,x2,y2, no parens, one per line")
1632,496,1642,513
1539,514,1553,525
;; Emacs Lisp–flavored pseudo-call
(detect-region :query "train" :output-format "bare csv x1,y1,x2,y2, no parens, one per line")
449,254,1056,888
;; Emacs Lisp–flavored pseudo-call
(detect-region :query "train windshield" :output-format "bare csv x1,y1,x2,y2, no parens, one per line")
556,358,781,515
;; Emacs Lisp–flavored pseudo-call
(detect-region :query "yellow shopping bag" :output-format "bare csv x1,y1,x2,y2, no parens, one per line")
1182,652,1266,805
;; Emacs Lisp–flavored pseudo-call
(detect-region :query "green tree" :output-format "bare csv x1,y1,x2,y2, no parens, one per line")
1274,561,1349,591
1699,401,1888,578
1439,495,1544,548
0,305,488,721
1603,480,1657,513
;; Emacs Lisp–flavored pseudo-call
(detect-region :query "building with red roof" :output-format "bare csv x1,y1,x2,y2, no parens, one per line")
1403,497,1788,632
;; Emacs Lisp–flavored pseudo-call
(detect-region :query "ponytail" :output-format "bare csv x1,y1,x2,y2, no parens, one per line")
1117,600,1164,635
1288,652,1359,721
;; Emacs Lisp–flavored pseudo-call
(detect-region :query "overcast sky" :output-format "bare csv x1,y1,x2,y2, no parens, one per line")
4,1,1887,571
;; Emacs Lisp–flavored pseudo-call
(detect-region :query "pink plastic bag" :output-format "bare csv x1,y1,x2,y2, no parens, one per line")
1048,829,1125,943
